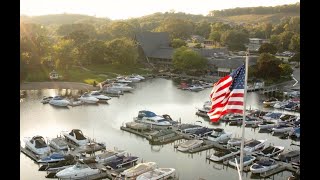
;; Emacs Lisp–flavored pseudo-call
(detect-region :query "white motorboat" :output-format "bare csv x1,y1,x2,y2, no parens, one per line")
188,84,204,92
108,83,134,92
120,162,158,178
131,74,145,80
177,124,203,134
89,91,111,101
41,96,53,104
177,139,203,152
228,155,256,167
48,137,68,151
273,101,289,109
277,150,300,163
79,93,99,104
272,124,293,133
243,139,266,153
207,128,232,143
126,75,141,82
258,121,277,130
62,129,89,146
37,153,65,163
263,98,279,106
250,158,279,173
257,146,285,157
227,138,244,147
49,96,70,107
245,117,262,125
116,77,133,84
134,110,172,127
209,148,240,162
136,168,176,180
24,136,51,155
55,162,100,179
95,150,126,164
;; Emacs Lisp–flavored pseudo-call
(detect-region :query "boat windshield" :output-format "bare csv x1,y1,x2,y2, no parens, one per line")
91,92,101,96
73,130,86,140
53,96,63,100
210,131,221,138
34,137,48,148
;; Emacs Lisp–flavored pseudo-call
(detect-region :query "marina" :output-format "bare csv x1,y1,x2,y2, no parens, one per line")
20,78,299,180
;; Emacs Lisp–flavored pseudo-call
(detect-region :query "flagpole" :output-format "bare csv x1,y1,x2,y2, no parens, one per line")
239,50,249,176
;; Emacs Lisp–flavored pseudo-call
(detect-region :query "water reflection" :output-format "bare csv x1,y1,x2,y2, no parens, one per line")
20,78,299,180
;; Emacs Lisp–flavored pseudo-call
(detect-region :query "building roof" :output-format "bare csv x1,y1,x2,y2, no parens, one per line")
150,47,173,59
208,56,258,69
192,48,229,58
135,32,173,59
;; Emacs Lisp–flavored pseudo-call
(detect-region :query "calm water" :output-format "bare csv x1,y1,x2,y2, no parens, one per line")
20,78,300,180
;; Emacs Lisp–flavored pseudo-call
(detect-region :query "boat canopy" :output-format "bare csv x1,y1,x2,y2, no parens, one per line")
138,110,157,118
70,129,86,140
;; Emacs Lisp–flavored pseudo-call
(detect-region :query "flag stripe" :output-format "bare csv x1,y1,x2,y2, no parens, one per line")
207,64,245,122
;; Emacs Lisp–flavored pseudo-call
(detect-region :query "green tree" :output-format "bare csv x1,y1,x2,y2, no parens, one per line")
57,23,97,37
53,39,77,70
171,38,187,48
221,30,249,51
108,21,135,39
209,31,221,43
194,21,211,38
156,18,194,39
80,40,108,65
255,53,282,81
172,46,207,71
105,38,138,65
289,34,300,52
258,43,277,55
279,63,293,78
270,35,282,52
279,31,294,51
194,43,202,49
289,52,300,64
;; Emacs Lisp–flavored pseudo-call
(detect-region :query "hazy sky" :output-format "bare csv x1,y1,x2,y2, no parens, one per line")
20,0,300,20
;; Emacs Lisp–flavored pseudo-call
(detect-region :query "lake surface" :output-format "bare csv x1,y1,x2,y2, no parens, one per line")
20,78,300,180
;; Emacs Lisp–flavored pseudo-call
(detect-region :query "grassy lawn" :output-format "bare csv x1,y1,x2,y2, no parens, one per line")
86,64,151,76
24,63,152,84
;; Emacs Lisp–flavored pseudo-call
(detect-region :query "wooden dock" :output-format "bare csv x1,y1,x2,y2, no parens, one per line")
20,146,41,162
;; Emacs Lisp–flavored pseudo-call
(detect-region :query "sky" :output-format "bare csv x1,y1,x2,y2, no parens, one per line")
20,0,300,20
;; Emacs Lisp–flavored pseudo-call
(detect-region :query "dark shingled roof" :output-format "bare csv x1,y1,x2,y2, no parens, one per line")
208,56,258,69
192,48,229,57
135,32,174,59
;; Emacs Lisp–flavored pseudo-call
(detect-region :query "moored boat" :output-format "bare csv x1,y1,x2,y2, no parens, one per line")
250,158,279,173
229,155,256,167
207,128,232,143
257,145,285,157
24,136,51,155
209,148,240,162
120,162,158,178
243,139,266,154
62,129,89,146
136,168,176,180
55,162,100,179
177,139,203,152
37,153,65,163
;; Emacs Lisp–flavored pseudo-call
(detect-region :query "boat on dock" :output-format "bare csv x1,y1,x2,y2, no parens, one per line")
23,136,51,155
49,96,70,107
177,139,203,152
277,150,300,163
189,127,214,139
136,168,176,180
95,150,126,164
188,84,204,92
79,92,99,104
263,97,279,107
134,110,172,127
62,129,89,146
250,158,279,174
88,91,111,101
243,139,266,154
258,121,277,130
272,124,294,133
257,145,285,157
227,138,243,147
37,153,65,163
55,162,100,179
177,124,203,134
120,162,158,178
207,128,232,144
209,148,240,162
126,122,149,131
48,137,69,151
41,96,53,104
105,155,139,170
228,155,256,167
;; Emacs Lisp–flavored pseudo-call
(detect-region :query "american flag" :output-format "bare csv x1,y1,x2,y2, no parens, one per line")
207,64,245,122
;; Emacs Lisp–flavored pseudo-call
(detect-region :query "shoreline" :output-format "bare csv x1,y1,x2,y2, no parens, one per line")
20,81,100,90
